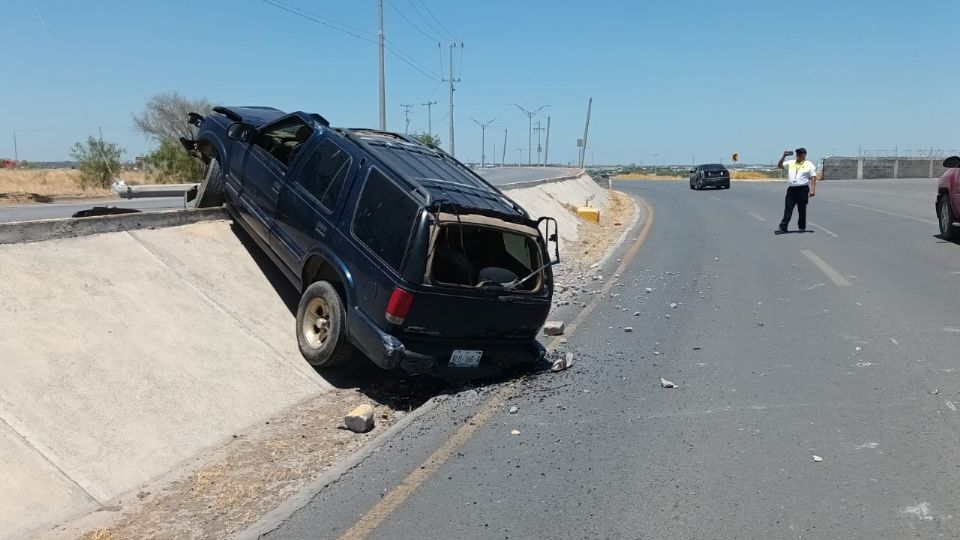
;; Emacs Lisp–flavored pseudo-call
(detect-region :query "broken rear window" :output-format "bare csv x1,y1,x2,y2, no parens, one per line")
429,223,542,292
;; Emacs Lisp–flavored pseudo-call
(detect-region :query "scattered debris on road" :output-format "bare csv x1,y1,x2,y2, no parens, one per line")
645,287,654,293
670,303,678,309
660,377,677,389
509,406,519,414
812,455,823,463
624,327,634,332
344,404,375,433
543,321,566,336
550,351,575,372
511,429,521,435
928,388,941,396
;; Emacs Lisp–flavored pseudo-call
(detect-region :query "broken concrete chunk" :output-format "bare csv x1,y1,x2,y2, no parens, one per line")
511,429,521,435
660,377,677,389
551,352,575,372
670,303,678,309
624,327,634,333
509,406,519,414
645,287,654,293
543,321,565,336
812,455,823,463
344,404,375,433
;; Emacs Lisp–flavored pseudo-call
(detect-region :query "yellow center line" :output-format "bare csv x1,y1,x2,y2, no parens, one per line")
338,198,655,540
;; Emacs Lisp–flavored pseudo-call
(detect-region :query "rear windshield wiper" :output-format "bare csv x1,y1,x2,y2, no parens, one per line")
504,261,557,291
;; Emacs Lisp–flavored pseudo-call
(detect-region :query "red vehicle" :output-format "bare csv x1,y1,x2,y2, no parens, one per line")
937,156,960,240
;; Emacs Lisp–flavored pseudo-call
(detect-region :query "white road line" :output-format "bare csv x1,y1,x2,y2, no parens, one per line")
747,211,767,222
807,221,839,237
844,203,938,225
801,250,851,287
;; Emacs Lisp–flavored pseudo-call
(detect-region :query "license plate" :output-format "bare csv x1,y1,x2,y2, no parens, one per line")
449,350,483,368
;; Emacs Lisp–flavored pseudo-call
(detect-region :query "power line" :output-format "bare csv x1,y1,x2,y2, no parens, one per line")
417,0,459,42
386,0,443,41
406,0,454,43
259,0,440,82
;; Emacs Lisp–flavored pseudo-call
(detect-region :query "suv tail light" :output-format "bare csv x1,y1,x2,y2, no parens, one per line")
385,287,415,325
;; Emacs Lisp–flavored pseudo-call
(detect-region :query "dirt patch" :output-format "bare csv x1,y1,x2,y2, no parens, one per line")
570,190,634,263
0,169,147,204
62,390,400,540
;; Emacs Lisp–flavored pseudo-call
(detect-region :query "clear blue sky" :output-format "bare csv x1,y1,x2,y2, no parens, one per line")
3,0,959,165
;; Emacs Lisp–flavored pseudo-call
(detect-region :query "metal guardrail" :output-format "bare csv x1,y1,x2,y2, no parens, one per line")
113,183,199,199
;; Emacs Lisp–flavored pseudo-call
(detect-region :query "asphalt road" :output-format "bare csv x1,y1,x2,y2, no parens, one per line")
477,166,579,186
0,168,573,223
0,197,185,223
264,177,960,539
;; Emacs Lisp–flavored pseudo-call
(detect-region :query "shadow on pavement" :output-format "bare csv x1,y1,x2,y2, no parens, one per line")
230,221,300,316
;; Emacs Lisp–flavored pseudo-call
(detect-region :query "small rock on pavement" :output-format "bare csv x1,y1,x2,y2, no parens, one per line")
660,377,677,389
625,327,634,333
670,303,678,309
344,404,375,433
551,352,575,372
645,287,654,293
509,406,519,414
511,429,521,435
543,321,565,336
812,455,823,463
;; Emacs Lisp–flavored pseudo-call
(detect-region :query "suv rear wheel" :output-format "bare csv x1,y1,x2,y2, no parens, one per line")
296,281,355,367
939,195,959,241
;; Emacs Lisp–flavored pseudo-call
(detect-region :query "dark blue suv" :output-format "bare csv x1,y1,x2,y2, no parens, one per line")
182,106,559,376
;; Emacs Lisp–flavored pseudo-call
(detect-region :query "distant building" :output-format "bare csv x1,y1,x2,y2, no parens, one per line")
1,159,18,169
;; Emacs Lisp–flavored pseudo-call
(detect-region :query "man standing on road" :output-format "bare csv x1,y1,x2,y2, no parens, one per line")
775,147,817,234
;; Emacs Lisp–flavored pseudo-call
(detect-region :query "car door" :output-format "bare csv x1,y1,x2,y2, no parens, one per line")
273,132,357,274
236,115,314,243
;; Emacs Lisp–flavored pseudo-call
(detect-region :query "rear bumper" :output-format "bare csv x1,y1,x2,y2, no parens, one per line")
347,309,545,375
700,177,729,185
398,337,546,377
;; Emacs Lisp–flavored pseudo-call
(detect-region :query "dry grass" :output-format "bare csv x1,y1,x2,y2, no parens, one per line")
0,168,148,204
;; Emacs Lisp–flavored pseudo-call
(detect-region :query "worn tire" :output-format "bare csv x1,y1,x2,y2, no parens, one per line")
296,281,354,367
195,158,226,208
939,195,960,241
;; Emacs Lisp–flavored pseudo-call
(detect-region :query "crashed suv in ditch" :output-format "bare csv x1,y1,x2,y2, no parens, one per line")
181,106,559,376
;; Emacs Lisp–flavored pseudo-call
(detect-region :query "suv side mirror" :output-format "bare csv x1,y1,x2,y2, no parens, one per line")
227,122,256,143
944,156,960,168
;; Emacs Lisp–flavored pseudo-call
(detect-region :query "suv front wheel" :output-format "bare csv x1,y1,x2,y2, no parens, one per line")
296,281,355,367
939,195,960,241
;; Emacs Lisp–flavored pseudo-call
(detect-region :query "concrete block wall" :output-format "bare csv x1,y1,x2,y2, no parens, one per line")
823,157,947,179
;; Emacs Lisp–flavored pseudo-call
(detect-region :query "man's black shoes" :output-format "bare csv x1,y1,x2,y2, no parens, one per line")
774,228,787,235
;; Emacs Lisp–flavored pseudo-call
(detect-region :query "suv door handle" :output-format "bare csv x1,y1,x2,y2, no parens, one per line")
272,180,283,192
314,222,328,237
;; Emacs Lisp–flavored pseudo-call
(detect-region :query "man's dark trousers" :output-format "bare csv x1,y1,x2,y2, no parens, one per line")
780,185,810,231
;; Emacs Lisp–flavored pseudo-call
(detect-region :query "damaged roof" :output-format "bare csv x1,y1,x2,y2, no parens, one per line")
348,130,525,219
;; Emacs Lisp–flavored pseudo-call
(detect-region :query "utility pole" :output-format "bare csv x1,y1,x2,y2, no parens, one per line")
533,121,545,166
470,118,495,168
13,131,18,162
421,100,437,138
491,142,497,167
442,43,462,156
512,103,549,166
400,104,414,135
378,0,386,130
502,128,507,167
653,153,660,176
579,97,593,168
544,116,551,166
515,148,525,167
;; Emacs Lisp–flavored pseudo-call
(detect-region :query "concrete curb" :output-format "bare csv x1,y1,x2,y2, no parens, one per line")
234,394,448,540
233,189,653,540
0,207,228,244
497,169,586,190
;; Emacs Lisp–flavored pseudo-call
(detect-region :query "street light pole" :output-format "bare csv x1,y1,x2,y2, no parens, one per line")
421,100,437,139
511,103,548,166
470,118,495,168
533,121,545,166
378,0,386,130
